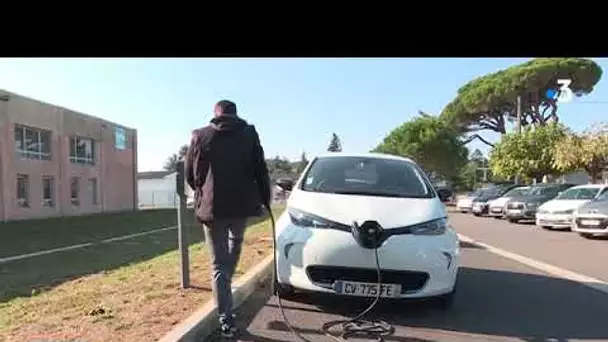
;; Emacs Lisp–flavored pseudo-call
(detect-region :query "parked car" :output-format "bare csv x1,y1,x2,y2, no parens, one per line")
504,183,576,223
273,152,459,308
536,184,608,230
471,184,519,216
487,186,531,219
572,189,608,238
456,189,485,213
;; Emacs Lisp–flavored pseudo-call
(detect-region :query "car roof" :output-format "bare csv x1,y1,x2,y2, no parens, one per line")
314,152,416,164
532,183,575,188
565,184,608,190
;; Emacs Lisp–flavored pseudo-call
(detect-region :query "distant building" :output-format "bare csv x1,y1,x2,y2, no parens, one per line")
0,89,138,221
137,171,192,209
559,170,608,185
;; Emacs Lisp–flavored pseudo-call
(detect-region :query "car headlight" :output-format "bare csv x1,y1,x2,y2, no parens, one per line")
288,208,448,236
409,217,448,236
288,208,346,229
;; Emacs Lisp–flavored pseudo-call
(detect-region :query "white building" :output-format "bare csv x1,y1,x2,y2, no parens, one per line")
137,171,192,209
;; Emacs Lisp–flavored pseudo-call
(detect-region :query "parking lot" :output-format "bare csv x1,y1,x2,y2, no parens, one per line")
205,212,608,342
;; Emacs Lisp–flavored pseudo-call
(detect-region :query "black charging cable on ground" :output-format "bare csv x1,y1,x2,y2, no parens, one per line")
266,206,395,342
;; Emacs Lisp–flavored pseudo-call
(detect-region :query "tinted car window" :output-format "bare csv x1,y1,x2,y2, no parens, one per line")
527,186,562,197
503,187,529,197
301,156,434,198
556,187,601,200
596,188,608,202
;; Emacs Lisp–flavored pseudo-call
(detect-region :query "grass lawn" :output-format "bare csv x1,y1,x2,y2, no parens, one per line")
0,209,185,259
0,206,285,342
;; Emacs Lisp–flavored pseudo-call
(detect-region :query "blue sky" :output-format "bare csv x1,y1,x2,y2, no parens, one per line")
1,58,607,171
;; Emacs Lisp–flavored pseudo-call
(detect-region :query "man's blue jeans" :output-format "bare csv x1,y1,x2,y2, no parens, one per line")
203,218,248,326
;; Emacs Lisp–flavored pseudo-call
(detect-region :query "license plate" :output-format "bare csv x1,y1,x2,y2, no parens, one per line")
581,219,601,226
491,208,501,213
334,281,401,298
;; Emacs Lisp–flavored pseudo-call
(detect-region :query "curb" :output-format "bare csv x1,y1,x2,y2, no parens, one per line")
157,254,274,342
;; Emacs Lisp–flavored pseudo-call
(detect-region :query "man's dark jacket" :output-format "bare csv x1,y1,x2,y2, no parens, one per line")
185,115,271,223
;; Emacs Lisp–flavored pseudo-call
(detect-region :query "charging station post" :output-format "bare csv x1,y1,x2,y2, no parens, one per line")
175,159,190,288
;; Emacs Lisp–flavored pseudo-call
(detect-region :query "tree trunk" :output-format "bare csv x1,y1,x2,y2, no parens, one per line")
588,170,599,184
586,162,601,184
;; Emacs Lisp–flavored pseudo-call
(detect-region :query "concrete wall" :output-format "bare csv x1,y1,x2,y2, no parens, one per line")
0,90,138,221
559,170,608,185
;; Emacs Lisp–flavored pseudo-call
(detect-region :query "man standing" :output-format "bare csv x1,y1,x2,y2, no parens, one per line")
185,100,271,338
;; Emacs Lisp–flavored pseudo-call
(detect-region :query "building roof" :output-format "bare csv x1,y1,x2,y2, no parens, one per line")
0,88,136,131
137,171,174,180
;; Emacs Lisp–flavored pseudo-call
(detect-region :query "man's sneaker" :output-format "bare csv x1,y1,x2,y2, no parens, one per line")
220,324,238,338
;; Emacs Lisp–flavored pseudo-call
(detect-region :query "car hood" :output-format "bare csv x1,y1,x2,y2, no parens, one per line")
576,201,608,215
539,199,591,212
287,190,445,229
475,194,502,203
457,197,474,205
489,197,511,207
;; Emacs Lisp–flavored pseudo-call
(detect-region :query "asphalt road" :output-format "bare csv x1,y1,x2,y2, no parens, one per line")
449,211,608,283
205,213,608,342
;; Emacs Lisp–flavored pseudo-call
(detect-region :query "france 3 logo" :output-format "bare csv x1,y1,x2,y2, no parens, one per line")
545,79,573,103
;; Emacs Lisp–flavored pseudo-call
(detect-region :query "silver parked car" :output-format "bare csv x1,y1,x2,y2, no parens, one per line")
571,188,608,239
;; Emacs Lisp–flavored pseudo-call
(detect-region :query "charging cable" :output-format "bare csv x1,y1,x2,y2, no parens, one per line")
266,206,395,341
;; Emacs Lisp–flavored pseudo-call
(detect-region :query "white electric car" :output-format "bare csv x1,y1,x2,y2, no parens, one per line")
273,153,460,308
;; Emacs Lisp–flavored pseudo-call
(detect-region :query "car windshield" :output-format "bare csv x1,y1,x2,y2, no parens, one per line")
556,187,601,200
469,189,483,197
503,187,530,197
480,188,502,197
526,186,563,197
300,156,434,198
596,190,608,202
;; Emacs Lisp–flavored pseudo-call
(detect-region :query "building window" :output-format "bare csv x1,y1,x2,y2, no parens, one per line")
17,174,29,208
115,127,126,150
89,178,98,205
14,125,52,161
70,177,80,206
69,136,95,165
42,176,55,208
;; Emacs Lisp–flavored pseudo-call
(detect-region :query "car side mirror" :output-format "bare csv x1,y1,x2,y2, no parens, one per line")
437,189,451,203
276,178,294,192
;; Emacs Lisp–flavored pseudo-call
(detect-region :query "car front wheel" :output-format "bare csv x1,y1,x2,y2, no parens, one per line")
274,280,296,299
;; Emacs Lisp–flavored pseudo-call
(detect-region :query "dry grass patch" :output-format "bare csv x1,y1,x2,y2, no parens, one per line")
0,207,283,342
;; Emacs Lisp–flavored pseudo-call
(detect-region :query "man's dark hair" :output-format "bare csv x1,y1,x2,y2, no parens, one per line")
215,100,237,116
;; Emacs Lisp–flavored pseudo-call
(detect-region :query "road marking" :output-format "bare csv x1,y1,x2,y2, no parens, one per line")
0,225,177,264
458,233,608,295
